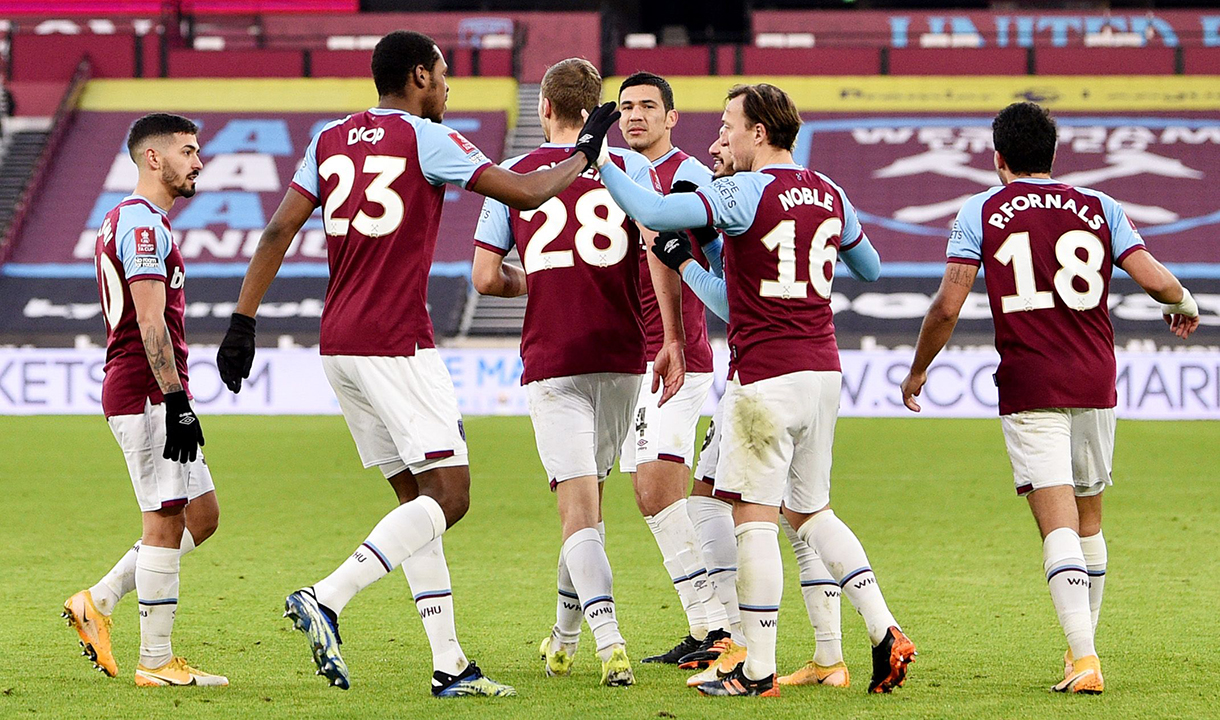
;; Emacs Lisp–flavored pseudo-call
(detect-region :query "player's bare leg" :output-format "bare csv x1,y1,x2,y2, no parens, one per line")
778,515,848,687
555,476,631,686
787,506,913,694
633,461,729,665
1027,486,1103,694
66,490,219,678
697,502,780,697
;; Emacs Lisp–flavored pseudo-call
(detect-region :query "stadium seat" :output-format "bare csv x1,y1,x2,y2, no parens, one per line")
742,47,879,75
310,50,373,78
10,34,137,81
478,48,514,77
714,45,739,75
615,46,710,76
168,49,305,78
1183,48,1220,75
889,48,1026,75
1035,47,1176,75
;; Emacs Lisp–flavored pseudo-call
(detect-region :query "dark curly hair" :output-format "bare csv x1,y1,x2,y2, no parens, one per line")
992,102,1057,175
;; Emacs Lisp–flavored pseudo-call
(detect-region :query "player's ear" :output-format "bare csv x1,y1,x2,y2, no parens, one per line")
411,63,428,90
666,109,678,129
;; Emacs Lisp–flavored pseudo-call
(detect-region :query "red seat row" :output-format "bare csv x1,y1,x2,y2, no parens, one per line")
614,45,1220,76
6,33,513,81
7,33,1220,82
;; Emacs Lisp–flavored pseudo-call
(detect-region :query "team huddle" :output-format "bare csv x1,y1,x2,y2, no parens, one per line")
64,30,1200,698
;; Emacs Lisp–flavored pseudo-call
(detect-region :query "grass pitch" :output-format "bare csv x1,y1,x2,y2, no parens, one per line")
1,415,1217,719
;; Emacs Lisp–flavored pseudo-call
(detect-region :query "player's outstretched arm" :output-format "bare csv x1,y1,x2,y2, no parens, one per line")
131,279,203,463
901,262,978,412
471,159,587,212
1119,248,1201,340
471,102,624,211
598,161,708,232
472,247,526,298
217,188,314,393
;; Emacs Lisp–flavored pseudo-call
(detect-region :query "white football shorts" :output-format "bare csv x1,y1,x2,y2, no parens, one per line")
322,350,468,477
619,363,714,473
692,398,723,487
1001,407,1115,497
526,373,642,487
714,370,841,512
107,398,216,513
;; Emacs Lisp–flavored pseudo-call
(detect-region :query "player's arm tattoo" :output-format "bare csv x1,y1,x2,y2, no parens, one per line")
142,323,184,395
946,263,976,288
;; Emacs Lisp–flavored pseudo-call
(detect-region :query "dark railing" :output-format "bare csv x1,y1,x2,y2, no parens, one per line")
0,59,91,265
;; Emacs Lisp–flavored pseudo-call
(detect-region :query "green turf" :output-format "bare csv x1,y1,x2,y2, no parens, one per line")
1,415,1217,719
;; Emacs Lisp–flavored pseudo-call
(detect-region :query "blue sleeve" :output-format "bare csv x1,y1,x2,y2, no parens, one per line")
290,131,321,204
599,160,708,232
696,174,769,237
702,236,724,278
620,151,662,192
946,192,989,264
672,156,713,189
682,262,729,322
415,119,493,189
116,209,170,281
473,195,513,254
1094,192,1146,262
839,235,881,282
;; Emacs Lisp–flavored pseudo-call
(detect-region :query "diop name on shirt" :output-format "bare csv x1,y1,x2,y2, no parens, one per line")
987,193,1104,231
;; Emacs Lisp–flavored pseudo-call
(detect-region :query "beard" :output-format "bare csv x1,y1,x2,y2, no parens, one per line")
423,79,445,123
163,166,198,198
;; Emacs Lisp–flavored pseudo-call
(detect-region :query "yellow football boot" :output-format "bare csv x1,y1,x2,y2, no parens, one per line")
538,634,577,677
134,657,229,687
778,660,850,687
600,645,634,687
1052,654,1103,694
62,590,117,677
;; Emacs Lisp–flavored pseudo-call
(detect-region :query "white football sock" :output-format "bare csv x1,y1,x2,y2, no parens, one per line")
781,517,842,666
92,530,197,616
798,510,897,646
688,495,742,643
561,527,623,653
553,550,583,647
1043,527,1095,659
402,537,468,676
647,499,719,639
1080,530,1107,632
135,544,179,668
314,496,447,615
735,521,781,681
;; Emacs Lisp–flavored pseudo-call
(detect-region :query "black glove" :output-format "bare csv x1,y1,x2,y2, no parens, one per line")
217,312,256,393
163,390,204,464
670,181,720,246
574,102,621,169
651,231,694,273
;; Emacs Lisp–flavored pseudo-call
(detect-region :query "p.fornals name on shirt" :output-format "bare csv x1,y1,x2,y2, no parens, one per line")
988,193,1104,232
